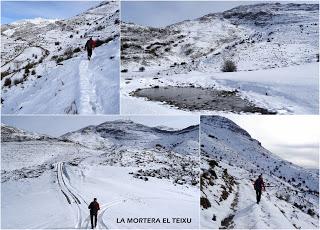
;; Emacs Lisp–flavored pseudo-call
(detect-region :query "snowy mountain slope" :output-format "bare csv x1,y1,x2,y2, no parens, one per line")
62,120,199,155
1,120,199,228
1,1,120,114
200,116,319,229
122,3,318,71
1,123,52,142
121,3,319,115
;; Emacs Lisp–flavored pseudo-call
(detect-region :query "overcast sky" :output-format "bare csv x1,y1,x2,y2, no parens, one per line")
1,115,199,137
1,1,102,24
122,0,318,27
2,1,316,25
225,115,319,169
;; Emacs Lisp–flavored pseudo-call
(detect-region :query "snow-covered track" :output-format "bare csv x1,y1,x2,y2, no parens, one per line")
56,162,83,228
78,59,102,114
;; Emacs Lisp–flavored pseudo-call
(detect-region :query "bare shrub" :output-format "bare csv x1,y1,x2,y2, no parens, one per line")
139,66,145,72
4,78,11,87
13,78,23,85
200,197,211,209
221,60,237,72
1,71,10,80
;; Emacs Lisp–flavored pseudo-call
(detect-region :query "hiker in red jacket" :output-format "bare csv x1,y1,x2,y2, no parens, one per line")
254,174,266,204
88,197,100,229
85,37,96,60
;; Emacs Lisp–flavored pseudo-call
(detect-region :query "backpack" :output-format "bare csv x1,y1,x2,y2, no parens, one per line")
254,178,263,190
86,40,94,50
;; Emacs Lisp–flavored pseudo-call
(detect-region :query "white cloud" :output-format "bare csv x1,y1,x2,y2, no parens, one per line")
226,115,320,169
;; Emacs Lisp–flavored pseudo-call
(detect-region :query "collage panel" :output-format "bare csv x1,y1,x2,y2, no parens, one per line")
0,0,319,229
200,115,319,229
120,1,319,115
1,115,200,229
1,1,120,114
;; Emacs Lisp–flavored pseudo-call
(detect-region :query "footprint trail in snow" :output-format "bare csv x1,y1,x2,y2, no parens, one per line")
78,59,101,114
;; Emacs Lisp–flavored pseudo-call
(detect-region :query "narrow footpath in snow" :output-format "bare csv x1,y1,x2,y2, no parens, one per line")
78,57,102,114
221,180,301,229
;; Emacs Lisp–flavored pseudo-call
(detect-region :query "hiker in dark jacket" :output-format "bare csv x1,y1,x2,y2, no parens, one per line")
85,37,96,60
254,174,266,204
88,198,100,229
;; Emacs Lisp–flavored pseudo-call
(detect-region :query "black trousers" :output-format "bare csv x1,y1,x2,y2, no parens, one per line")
87,49,92,59
256,189,262,203
90,213,97,229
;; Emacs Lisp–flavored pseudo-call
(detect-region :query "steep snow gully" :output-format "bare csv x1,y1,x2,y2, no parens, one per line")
78,55,102,114
55,162,126,229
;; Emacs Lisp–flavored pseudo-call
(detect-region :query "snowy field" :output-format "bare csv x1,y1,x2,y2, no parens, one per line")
2,163,199,229
1,121,200,229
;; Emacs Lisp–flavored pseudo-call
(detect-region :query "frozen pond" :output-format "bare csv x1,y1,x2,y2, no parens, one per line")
131,86,276,114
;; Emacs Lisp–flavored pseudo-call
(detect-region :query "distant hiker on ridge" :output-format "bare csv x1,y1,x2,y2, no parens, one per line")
254,174,266,204
88,197,100,229
85,37,96,60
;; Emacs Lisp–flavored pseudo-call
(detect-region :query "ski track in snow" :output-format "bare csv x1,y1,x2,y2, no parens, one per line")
56,162,83,228
56,162,128,229
82,201,128,229
78,58,102,114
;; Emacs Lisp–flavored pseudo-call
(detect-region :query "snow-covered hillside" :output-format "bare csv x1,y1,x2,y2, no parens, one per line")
1,1,120,114
1,123,53,142
121,3,319,115
62,120,199,155
1,120,199,228
200,116,319,229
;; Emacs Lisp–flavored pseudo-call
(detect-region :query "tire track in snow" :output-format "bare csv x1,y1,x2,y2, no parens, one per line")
78,59,102,114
